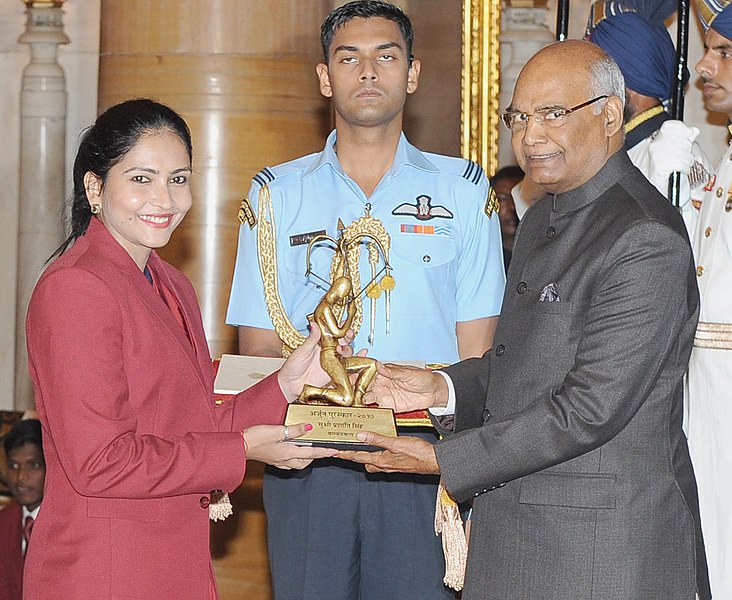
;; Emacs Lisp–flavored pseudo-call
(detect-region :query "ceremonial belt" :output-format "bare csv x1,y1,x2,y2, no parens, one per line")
694,322,732,349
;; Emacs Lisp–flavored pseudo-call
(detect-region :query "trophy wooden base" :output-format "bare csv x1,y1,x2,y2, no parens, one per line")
284,403,397,451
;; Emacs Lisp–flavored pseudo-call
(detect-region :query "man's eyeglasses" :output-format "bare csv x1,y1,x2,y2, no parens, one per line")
500,95,609,131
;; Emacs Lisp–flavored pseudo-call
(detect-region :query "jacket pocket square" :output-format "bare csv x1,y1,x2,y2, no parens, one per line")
539,283,560,302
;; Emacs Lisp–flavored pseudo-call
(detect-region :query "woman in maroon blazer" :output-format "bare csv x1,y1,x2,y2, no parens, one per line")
23,99,335,599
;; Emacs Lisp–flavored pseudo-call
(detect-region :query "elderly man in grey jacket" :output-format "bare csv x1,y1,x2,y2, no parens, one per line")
340,40,710,600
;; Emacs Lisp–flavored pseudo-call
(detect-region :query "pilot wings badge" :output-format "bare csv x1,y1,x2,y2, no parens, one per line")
392,195,454,221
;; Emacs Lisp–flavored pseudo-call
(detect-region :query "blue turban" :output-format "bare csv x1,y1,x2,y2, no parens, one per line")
587,3,677,101
697,0,732,39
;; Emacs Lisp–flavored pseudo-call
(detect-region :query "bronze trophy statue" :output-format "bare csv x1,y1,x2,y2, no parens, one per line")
298,227,385,407
255,185,397,446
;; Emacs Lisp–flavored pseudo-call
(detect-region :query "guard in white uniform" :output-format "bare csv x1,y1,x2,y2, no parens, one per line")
586,0,712,236
688,2,732,597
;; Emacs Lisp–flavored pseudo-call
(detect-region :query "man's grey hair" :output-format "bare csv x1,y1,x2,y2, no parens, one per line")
588,55,625,114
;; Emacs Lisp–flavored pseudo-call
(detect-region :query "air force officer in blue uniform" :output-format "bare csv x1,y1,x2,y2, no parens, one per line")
227,2,505,599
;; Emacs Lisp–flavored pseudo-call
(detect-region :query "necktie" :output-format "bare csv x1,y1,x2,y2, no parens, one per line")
23,515,34,556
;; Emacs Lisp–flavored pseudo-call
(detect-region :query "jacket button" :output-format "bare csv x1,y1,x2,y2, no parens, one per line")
546,226,556,238
517,281,528,294
423,255,431,263
705,227,712,237
696,266,704,277
199,496,210,509
482,408,491,422
495,345,505,356
717,187,724,197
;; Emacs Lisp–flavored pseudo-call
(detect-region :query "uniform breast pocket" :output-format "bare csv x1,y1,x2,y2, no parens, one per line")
281,244,332,323
284,244,311,280
391,234,457,269
390,235,457,315
283,241,337,282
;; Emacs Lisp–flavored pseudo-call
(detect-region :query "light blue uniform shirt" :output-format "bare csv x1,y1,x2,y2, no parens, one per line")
227,131,505,365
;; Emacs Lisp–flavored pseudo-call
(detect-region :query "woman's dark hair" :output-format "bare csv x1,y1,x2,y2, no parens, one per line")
320,0,414,63
50,98,192,260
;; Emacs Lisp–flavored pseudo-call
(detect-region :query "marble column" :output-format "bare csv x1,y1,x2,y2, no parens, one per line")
498,1,554,167
15,0,68,410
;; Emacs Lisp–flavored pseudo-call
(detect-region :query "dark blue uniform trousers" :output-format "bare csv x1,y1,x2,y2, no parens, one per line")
263,430,453,600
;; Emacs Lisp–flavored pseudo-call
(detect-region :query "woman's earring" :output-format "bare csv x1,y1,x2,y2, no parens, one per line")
90,203,101,215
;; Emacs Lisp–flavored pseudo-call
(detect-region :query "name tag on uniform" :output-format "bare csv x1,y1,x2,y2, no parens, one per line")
290,229,326,247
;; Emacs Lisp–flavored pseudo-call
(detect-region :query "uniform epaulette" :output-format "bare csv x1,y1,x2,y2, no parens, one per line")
252,167,276,188
461,160,485,186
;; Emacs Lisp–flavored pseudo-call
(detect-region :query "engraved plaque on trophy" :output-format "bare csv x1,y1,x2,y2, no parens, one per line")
284,404,397,451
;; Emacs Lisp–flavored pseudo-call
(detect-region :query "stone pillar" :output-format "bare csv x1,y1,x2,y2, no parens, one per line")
15,0,68,410
98,0,332,359
498,1,553,167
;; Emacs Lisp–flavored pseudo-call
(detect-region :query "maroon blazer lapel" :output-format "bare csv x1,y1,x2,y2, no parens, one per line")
83,220,210,405
145,253,219,422
133,262,209,394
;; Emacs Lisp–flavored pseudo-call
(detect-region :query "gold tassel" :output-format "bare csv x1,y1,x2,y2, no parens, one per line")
434,480,467,591
209,491,233,522
367,242,379,346
381,273,395,335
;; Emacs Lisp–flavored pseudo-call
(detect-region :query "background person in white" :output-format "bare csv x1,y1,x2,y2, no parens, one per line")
585,0,712,237
687,0,732,596
226,2,505,598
